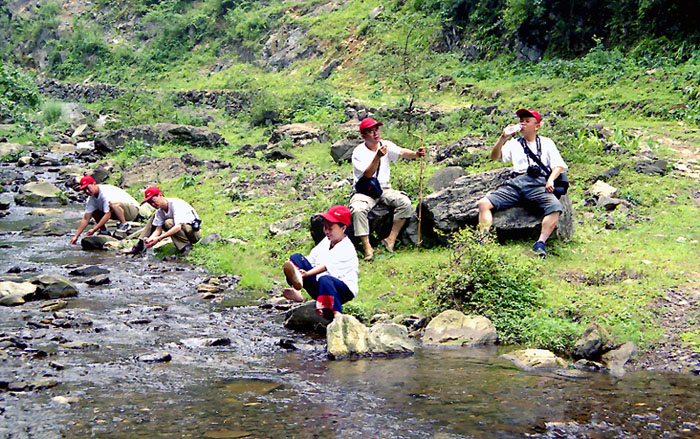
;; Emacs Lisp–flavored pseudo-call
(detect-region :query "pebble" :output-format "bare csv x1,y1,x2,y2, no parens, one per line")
138,352,171,363
52,395,79,405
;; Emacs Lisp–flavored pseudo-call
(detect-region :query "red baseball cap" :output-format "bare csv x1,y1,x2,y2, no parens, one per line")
78,175,96,190
141,186,163,204
319,205,351,226
359,117,383,133
516,109,541,123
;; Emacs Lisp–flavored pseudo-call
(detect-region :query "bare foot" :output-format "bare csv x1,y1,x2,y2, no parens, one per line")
283,260,303,290
363,247,374,261
381,238,395,253
282,288,304,302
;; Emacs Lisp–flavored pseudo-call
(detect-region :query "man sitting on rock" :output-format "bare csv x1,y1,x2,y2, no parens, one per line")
125,186,201,256
69,175,140,245
350,117,426,260
282,205,358,320
477,109,567,257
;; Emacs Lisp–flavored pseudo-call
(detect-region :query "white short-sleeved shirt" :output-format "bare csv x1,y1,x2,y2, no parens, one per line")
306,236,359,296
152,198,198,227
85,185,139,214
501,136,568,174
351,140,402,189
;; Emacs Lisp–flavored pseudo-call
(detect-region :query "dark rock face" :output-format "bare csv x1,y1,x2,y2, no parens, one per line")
427,166,466,192
422,168,575,241
435,135,487,163
268,123,328,147
330,138,358,164
634,159,668,175
233,143,268,158
120,156,191,187
284,302,330,334
80,236,118,250
261,26,319,71
95,123,227,154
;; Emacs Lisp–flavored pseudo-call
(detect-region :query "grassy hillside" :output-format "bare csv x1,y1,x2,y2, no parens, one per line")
1,0,699,356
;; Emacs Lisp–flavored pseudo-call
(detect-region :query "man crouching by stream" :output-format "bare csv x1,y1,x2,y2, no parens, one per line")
125,186,202,256
70,176,140,245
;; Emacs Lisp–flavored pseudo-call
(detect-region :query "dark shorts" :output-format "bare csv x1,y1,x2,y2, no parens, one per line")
485,174,563,216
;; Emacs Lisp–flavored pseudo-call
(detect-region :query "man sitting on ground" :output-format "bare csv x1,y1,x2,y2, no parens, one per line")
350,117,426,260
476,109,568,257
69,175,140,245
126,186,201,255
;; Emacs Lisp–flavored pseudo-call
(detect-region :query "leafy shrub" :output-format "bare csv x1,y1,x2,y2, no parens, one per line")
420,228,543,344
41,101,63,125
122,139,149,157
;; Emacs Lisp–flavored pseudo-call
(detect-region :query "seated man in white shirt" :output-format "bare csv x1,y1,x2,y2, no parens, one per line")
350,118,426,260
69,175,140,245
477,109,568,257
125,186,201,255
282,205,359,320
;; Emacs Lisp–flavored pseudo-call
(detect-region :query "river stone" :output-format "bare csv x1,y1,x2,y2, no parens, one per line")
601,342,635,377
28,207,64,216
31,274,78,299
139,203,155,219
501,349,567,370
587,181,618,199
62,341,99,350
0,281,38,306
139,352,172,363
85,275,110,286
572,323,611,360
48,143,77,154
270,214,306,235
327,314,370,358
367,323,416,354
52,395,80,405
16,181,63,206
69,265,110,277
17,156,32,167
422,168,575,241
22,219,72,237
0,142,23,157
284,301,330,334
422,310,498,346
81,235,119,250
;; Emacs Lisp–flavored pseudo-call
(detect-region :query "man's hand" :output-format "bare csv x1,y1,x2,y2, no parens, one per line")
84,228,96,237
299,269,308,278
416,146,426,157
69,236,79,245
144,236,160,248
545,177,555,193
377,143,388,157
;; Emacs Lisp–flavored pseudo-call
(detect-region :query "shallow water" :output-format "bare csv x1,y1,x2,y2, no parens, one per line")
1,164,699,439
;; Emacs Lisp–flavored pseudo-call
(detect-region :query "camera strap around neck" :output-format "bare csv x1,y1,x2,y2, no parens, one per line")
519,136,551,175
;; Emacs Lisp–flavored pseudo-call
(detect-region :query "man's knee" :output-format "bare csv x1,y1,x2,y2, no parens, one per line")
478,197,493,211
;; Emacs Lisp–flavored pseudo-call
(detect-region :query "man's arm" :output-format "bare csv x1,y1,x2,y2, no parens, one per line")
144,225,165,248
545,166,565,193
302,264,327,278
398,147,426,159
363,144,387,178
87,211,112,235
69,212,92,244
490,125,519,160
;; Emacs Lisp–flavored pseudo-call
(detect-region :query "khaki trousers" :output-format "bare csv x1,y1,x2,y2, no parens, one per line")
349,188,412,237
139,216,201,251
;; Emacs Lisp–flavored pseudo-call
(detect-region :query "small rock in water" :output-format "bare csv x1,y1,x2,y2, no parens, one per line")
85,275,110,286
62,341,99,350
52,395,79,405
49,361,65,370
68,265,110,277
139,352,172,363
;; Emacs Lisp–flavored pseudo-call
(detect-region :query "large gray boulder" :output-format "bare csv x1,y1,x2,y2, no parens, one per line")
327,314,370,358
422,168,574,241
330,138,358,164
601,342,635,377
94,123,227,154
0,281,38,306
427,166,466,192
269,123,328,147
422,310,498,346
120,156,190,188
22,219,72,237
80,235,119,251
367,323,416,354
31,274,78,299
15,181,64,206
572,323,612,360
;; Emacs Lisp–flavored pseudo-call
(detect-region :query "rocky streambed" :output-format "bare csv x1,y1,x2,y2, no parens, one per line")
2,159,700,438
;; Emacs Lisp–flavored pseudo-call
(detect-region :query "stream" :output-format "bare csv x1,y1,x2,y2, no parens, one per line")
1,161,699,439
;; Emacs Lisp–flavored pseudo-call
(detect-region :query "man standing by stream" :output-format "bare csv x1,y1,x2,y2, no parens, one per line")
69,176,140,245
350,118,426,260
